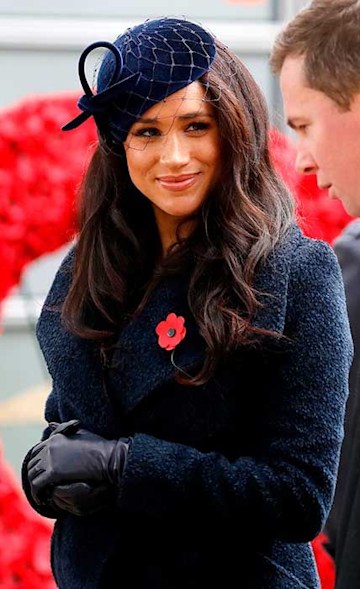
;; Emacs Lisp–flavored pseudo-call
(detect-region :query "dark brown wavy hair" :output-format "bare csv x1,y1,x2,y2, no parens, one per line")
62,40,295,385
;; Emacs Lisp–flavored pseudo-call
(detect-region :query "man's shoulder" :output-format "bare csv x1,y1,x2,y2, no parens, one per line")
334,219,360,249
334,220,360,277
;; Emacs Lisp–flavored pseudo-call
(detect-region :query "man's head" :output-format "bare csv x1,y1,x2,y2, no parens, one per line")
270,0,360,217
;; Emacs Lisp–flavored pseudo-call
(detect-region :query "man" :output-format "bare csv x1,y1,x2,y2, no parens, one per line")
270,0,360,219
270,1,360,588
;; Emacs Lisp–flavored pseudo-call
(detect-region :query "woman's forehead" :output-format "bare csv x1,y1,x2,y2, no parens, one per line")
135,81,212,122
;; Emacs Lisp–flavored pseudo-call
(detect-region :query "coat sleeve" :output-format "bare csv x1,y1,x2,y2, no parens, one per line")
21,249,74,519
36,245,75,429
36,247,75,429
119,239,353,543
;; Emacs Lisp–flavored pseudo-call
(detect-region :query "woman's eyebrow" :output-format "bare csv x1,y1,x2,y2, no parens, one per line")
178,112,214,120
136,111,213,124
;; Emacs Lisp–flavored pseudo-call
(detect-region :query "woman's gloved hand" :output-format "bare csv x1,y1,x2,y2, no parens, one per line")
50,481,115,516
27,420,130,506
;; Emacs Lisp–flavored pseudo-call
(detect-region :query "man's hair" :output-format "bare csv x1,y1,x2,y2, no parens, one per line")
270,0,360,109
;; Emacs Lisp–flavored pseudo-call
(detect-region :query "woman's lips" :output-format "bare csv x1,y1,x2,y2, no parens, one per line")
156,173,200,192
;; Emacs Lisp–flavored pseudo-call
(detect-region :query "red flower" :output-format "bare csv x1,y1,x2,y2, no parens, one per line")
155,313,186,351
0,442,56,588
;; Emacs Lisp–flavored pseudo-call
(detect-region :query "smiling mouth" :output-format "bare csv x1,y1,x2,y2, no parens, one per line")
157,173,200,191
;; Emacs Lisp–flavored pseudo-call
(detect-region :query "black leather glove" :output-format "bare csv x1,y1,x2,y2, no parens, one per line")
27,420,130,506
50,481,115,516
48,419,81,436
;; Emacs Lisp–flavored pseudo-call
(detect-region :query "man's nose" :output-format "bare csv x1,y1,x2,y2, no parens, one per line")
160,132,190,167
295,147,318,176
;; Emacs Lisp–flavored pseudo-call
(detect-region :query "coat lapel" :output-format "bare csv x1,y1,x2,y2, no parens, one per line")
108,275,205,414
110,225,302,414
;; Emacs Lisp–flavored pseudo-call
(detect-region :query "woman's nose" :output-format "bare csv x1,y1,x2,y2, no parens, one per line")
160,132,190,167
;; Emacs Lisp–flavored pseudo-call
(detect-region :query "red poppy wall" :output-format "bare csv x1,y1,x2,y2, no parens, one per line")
0,443,56,588
0,93,96,303
0,92,349,588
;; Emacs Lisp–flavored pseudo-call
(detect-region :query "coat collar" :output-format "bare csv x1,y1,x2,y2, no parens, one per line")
252,224,301,332
108,225,302,414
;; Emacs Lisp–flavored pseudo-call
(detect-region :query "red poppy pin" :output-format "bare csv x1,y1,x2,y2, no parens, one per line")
155,313,189,376
155,313,186,351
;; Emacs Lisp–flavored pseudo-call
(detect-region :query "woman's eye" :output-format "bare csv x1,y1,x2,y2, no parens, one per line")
133,127,160,138
187,121,210,133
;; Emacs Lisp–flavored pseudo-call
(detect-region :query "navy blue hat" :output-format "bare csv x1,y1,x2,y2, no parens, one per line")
62,17,216,146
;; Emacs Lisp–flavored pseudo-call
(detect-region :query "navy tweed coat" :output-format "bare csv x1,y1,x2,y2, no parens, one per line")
23,225,352,589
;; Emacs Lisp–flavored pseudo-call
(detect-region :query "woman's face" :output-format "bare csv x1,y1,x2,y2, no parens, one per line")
124,81,221,252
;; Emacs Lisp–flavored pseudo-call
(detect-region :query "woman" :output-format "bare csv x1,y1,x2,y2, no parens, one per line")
22,17,352,589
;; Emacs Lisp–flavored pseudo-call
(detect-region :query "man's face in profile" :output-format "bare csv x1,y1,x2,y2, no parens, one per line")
280,54,360,218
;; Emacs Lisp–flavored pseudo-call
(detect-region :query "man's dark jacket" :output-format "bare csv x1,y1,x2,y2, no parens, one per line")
325,219,360,589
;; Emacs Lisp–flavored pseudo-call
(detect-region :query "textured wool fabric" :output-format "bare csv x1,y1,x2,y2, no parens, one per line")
22,224,352,589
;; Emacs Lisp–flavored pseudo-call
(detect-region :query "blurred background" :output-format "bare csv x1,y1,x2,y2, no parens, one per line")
0,0,310,479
